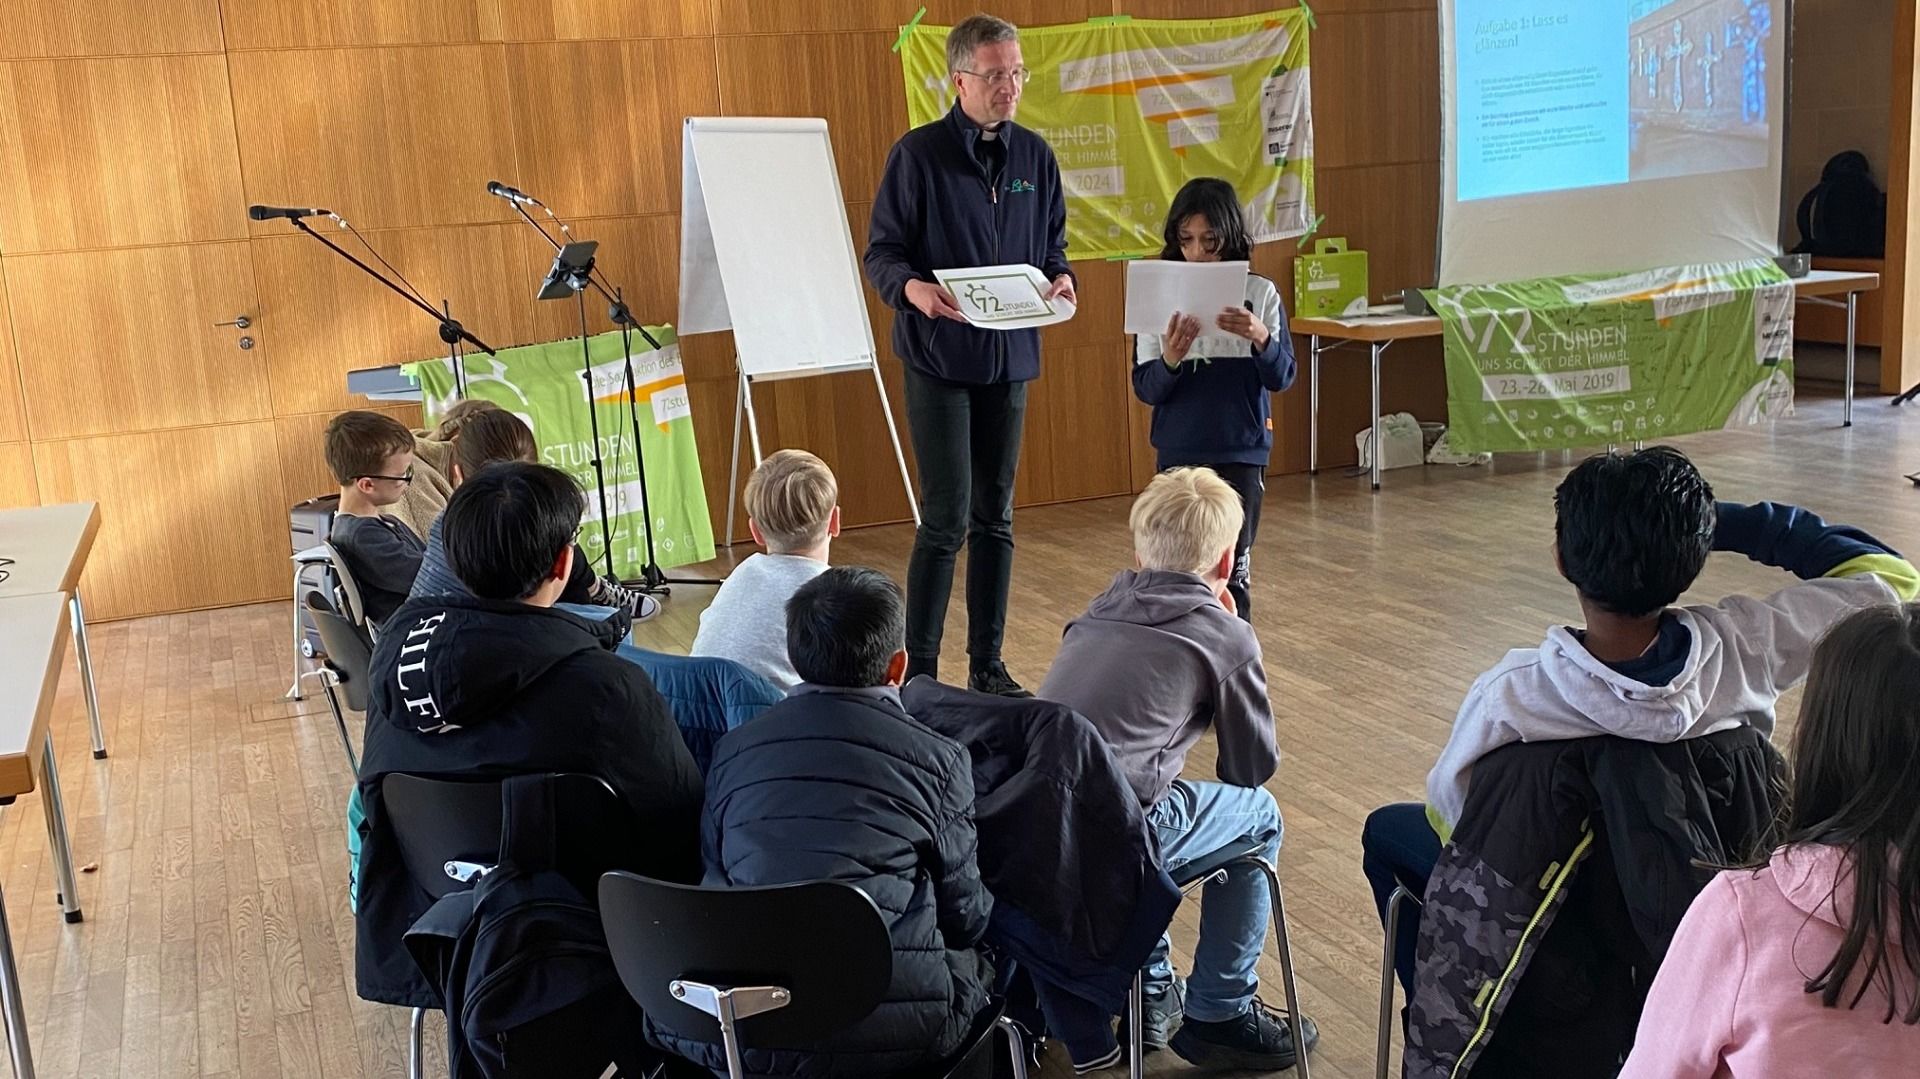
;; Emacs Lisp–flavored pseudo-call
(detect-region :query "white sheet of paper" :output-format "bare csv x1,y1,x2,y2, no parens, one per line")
932,264,1076,331
1123,260,1249,334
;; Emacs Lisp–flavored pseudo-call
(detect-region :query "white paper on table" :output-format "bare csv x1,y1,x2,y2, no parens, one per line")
932,264,1076,331
1123,260,1249,334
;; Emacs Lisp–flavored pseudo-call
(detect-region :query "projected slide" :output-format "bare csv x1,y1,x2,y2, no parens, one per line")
1456,0,1775,202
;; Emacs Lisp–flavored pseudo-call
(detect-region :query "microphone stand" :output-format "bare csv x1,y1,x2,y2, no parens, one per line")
285,218,497,387
505,197,721,594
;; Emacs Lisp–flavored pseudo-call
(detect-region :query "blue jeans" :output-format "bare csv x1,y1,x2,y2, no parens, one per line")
1361,802,1440,999
1144,780,1283,1023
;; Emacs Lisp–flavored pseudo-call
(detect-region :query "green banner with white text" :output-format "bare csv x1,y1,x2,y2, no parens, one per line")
899,9,1316,260
412,328,716,578
1431,260,1795,454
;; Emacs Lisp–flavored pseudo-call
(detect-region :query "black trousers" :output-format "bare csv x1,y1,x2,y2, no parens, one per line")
903,365,1029,666
1162,461,1264,621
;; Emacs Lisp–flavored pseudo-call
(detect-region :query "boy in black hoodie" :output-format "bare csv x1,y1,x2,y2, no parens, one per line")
351,463,703,1009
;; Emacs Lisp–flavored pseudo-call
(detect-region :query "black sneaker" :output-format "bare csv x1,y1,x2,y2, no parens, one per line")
1142,975,1186,1050
969,661,1033,698
591,578,661,622
1168,999,1318,1071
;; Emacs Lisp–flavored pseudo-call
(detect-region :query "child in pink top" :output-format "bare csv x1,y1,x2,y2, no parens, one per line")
1622,603,1920,1078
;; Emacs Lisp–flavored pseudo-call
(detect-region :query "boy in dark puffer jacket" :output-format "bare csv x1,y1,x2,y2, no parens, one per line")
660,567,993,1075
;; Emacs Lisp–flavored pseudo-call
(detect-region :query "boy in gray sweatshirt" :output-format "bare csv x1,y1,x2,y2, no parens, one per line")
1040,468,1315,1072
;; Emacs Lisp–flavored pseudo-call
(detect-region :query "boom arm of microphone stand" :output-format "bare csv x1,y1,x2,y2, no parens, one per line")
288,217,497,355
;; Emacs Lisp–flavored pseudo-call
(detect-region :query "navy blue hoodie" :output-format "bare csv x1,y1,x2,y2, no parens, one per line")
1132,273,1297,469
864,104,1073,385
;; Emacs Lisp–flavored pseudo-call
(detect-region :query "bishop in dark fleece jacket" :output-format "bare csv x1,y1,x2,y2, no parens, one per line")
653,568,993,1076
864,102,1072,385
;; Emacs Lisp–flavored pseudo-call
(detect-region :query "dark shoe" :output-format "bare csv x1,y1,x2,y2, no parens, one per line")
968,661,1033,698
1142,975,1186,1050
1168,999,1319,1071
591,577,661,622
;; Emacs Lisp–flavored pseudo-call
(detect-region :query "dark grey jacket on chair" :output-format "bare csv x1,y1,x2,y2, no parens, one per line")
653,687,994,1076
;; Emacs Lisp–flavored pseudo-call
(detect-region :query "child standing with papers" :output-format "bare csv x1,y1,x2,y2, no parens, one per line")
1133,178,1297,619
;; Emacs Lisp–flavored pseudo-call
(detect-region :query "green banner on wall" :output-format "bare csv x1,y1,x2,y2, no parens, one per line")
1430,260,1795,454
898,9,1316,260
413,328,716,578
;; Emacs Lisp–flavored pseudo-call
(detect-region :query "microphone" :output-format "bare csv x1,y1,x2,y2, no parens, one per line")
248,204,332,221
486,181,543,207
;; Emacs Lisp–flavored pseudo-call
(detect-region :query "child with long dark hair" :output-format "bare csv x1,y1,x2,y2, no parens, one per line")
1132,178,1295,620
1622,602,1920,1076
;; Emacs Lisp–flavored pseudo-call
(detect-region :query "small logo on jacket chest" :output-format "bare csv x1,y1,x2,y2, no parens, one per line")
1008,178,1036,193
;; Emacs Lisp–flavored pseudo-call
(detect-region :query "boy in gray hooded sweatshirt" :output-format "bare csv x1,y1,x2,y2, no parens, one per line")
1040,467,1316,1072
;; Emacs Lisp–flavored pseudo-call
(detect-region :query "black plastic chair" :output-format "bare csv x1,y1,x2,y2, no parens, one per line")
382,772,633,1079
598,872,1029,1079
305,592,371,772
1124,840,1313,1079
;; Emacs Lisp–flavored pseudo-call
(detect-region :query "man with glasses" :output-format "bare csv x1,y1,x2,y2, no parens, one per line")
324,410,428,626
864,13,1075,698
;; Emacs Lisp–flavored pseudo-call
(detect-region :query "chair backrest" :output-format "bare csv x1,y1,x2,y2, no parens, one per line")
382,772,634,899
306,594,375,713
597,872,894,1046
320,541,371,631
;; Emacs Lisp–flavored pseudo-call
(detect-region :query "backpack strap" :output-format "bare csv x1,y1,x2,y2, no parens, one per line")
498,773,561,875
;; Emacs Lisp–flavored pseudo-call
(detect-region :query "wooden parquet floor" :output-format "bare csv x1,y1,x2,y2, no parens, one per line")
7,389,1915,1078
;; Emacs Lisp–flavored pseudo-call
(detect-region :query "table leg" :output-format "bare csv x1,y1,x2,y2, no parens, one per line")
1309,334,1322,475
0,879,35,1079
39,739,81,924
1844,291,1857,428
67,592,106,760
1370,342,1384,491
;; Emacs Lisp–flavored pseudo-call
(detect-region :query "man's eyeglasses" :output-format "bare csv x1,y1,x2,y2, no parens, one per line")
358,468,415,485
957,66,1033,88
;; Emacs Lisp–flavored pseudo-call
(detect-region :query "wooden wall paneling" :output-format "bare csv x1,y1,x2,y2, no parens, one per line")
33,422,290,620
0,0,226,59
0,264,26,443
1310,10,1441,169
0,442,35,507
1016,343,1132,505
251,223,538,416
503,41,720,221
7,243,273,439
493,0,713,41
229,46,519,234
0,54,248,252
1313,161,1439,300
219,0,498,50
712,31,908,205
708,0,1108,35
1885,0,1920,394
273,404,423,507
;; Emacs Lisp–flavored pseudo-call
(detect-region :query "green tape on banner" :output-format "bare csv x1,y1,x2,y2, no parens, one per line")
1297,213,1326,243
1106,252,1147,262
892,5,927,52
1298,1,1317,30
1087,14,1134,24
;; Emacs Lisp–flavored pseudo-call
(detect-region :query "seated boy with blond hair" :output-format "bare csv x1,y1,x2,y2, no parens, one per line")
1040,467,1316,1071
325,410,427,627
691,449,841,690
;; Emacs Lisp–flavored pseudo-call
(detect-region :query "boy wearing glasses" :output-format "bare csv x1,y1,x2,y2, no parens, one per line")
324,410,427,626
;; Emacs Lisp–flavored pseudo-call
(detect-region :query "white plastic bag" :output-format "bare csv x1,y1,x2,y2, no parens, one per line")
1356,412,1426,471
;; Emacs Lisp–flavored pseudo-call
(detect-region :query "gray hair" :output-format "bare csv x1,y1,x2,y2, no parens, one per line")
946,14,1019,74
